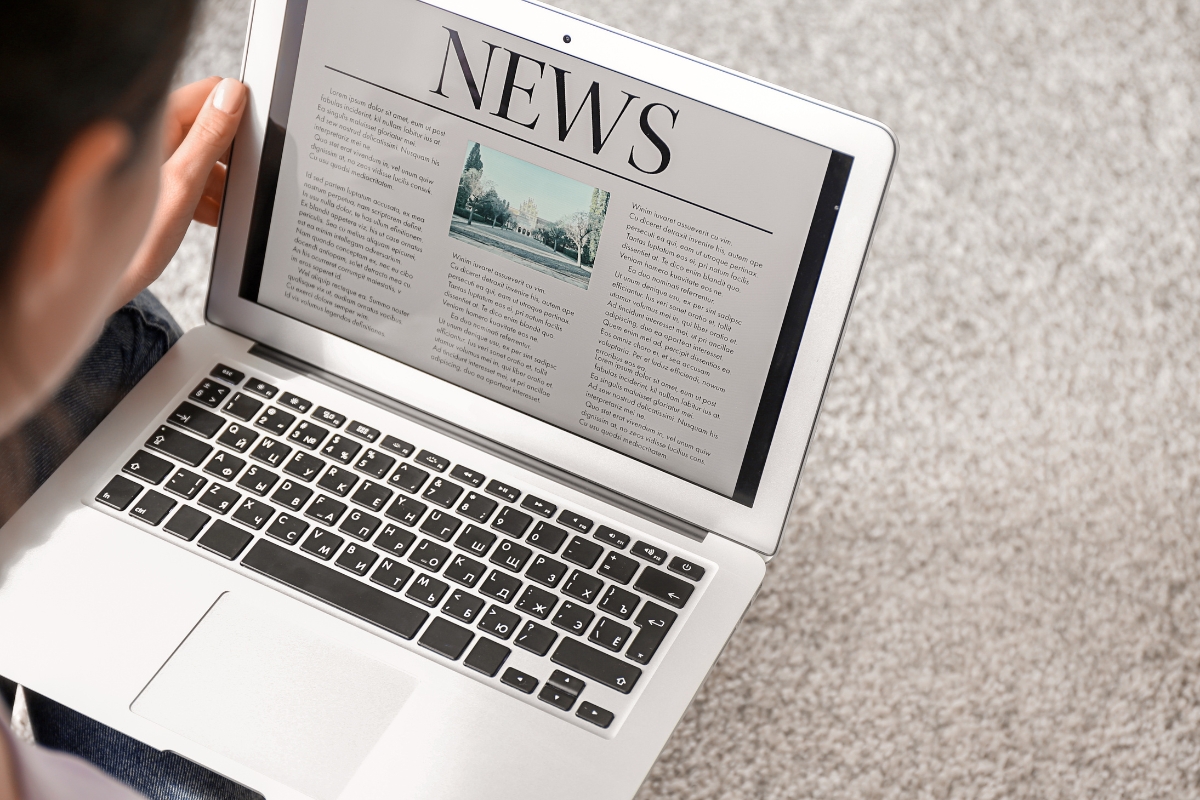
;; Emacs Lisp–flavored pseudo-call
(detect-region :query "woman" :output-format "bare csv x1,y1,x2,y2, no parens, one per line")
0,0,254,796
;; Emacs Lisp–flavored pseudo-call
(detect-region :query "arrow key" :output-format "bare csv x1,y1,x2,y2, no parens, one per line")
576,701,615,729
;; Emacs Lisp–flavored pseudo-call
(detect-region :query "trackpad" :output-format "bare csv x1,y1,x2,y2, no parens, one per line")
133,592,416,800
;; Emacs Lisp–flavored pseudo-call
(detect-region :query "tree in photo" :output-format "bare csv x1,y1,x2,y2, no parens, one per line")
458,167,493,225
584,188,609,265
478,189,510,227
558,211,596,268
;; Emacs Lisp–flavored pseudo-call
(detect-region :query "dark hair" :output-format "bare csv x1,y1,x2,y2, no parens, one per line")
0,0,199,272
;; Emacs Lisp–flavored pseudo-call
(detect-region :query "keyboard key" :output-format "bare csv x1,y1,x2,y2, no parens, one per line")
189,379,230,408
354,449,396,480
278,392,311,413
598,552,639,585
122,450,172,484
527,521,568,554
321,435,362,465
164,468,206,500
538,684,576,711
633,567,694,608
477,605,520,640
300,528,343,560
167,402,224,438
406,573,450,607
146,425,212,467
515,585,558,619
242,539,428,639
626,601,677,665
369,558,413,592
266,513,308,545
223,393,264,422
557,510,593,533
548,670,586,696
464,637,510,677
129,490,175,525
631,541,668,565
237,464,280,496
562,570,604,604
576,702,614,729
379,435,414,457
347,421,380,442
520,495,556,517
442,589,485,622
668,556,705,581
249,437,291,468
204,451,246,482
231,497,274,530
419,510,461,542
211,364,245,384
334,542,379,576
163,506,210,541
373,524,416,557
492,506,532,538
551,601,594,636
198,520,253,559
305,495,347,526
490,539,532,573
271,479,313,511
514,620,558,656
409,539,451,572
289,421,330,450
244,378,278,399
594,525,630,549
598,586,640,620
312,406,346,427
449,465,485,487
418,617,473,660
484,480,520,503
388,462,428,493
338,508,382,541
283,451,325,482
217,423,259,453
552,637,641,694
350,480,392,512
525,553,567,588
422,477,463,509
384,495,427,527
198,483,240,515
254,406,295,436
501,668,537,694
317,465,358,496
479,570,521,604
456,492,497,523
589,617,632,652
444,553,486,587
415,450,449,472
562,536,603,569
455,525,496,557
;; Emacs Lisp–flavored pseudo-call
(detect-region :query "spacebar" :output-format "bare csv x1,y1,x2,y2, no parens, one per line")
242,539,429,639
551,637,642,694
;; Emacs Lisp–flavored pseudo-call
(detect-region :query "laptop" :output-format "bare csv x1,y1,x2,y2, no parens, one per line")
0,0,894,797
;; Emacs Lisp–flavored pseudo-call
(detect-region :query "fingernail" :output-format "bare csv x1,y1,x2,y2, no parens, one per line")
212,78,244,114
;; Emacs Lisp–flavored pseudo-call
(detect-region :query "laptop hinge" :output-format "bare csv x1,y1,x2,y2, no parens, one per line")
248,343,709,543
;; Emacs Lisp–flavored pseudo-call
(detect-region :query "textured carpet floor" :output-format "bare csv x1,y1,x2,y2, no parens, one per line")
154,0,1200,796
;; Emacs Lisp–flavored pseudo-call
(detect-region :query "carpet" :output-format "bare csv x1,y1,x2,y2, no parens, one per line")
152,0,1200,796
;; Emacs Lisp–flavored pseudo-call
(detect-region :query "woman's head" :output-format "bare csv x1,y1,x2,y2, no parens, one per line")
0,0,197,436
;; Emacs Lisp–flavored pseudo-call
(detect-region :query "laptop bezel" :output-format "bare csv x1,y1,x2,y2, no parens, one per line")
208,0,895,555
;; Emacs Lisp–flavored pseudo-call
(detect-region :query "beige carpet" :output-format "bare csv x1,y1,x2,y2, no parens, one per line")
153,0,1200,796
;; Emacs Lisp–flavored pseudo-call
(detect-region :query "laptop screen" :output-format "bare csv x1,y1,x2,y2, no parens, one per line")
237,0,852,506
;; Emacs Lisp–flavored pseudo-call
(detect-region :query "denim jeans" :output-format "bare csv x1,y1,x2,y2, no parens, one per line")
0,292,260,799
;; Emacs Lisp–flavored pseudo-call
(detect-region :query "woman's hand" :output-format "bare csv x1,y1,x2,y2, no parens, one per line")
114,76,247,309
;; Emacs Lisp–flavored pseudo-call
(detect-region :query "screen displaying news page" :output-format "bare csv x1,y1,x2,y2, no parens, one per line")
253,0,837,498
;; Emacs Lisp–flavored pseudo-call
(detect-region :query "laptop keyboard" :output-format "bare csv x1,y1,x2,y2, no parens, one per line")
93,363,710,734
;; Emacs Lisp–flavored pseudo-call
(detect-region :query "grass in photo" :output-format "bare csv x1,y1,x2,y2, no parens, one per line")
449,142,610,290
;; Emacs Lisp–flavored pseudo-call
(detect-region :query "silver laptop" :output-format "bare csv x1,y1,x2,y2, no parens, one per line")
0,0,894,797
